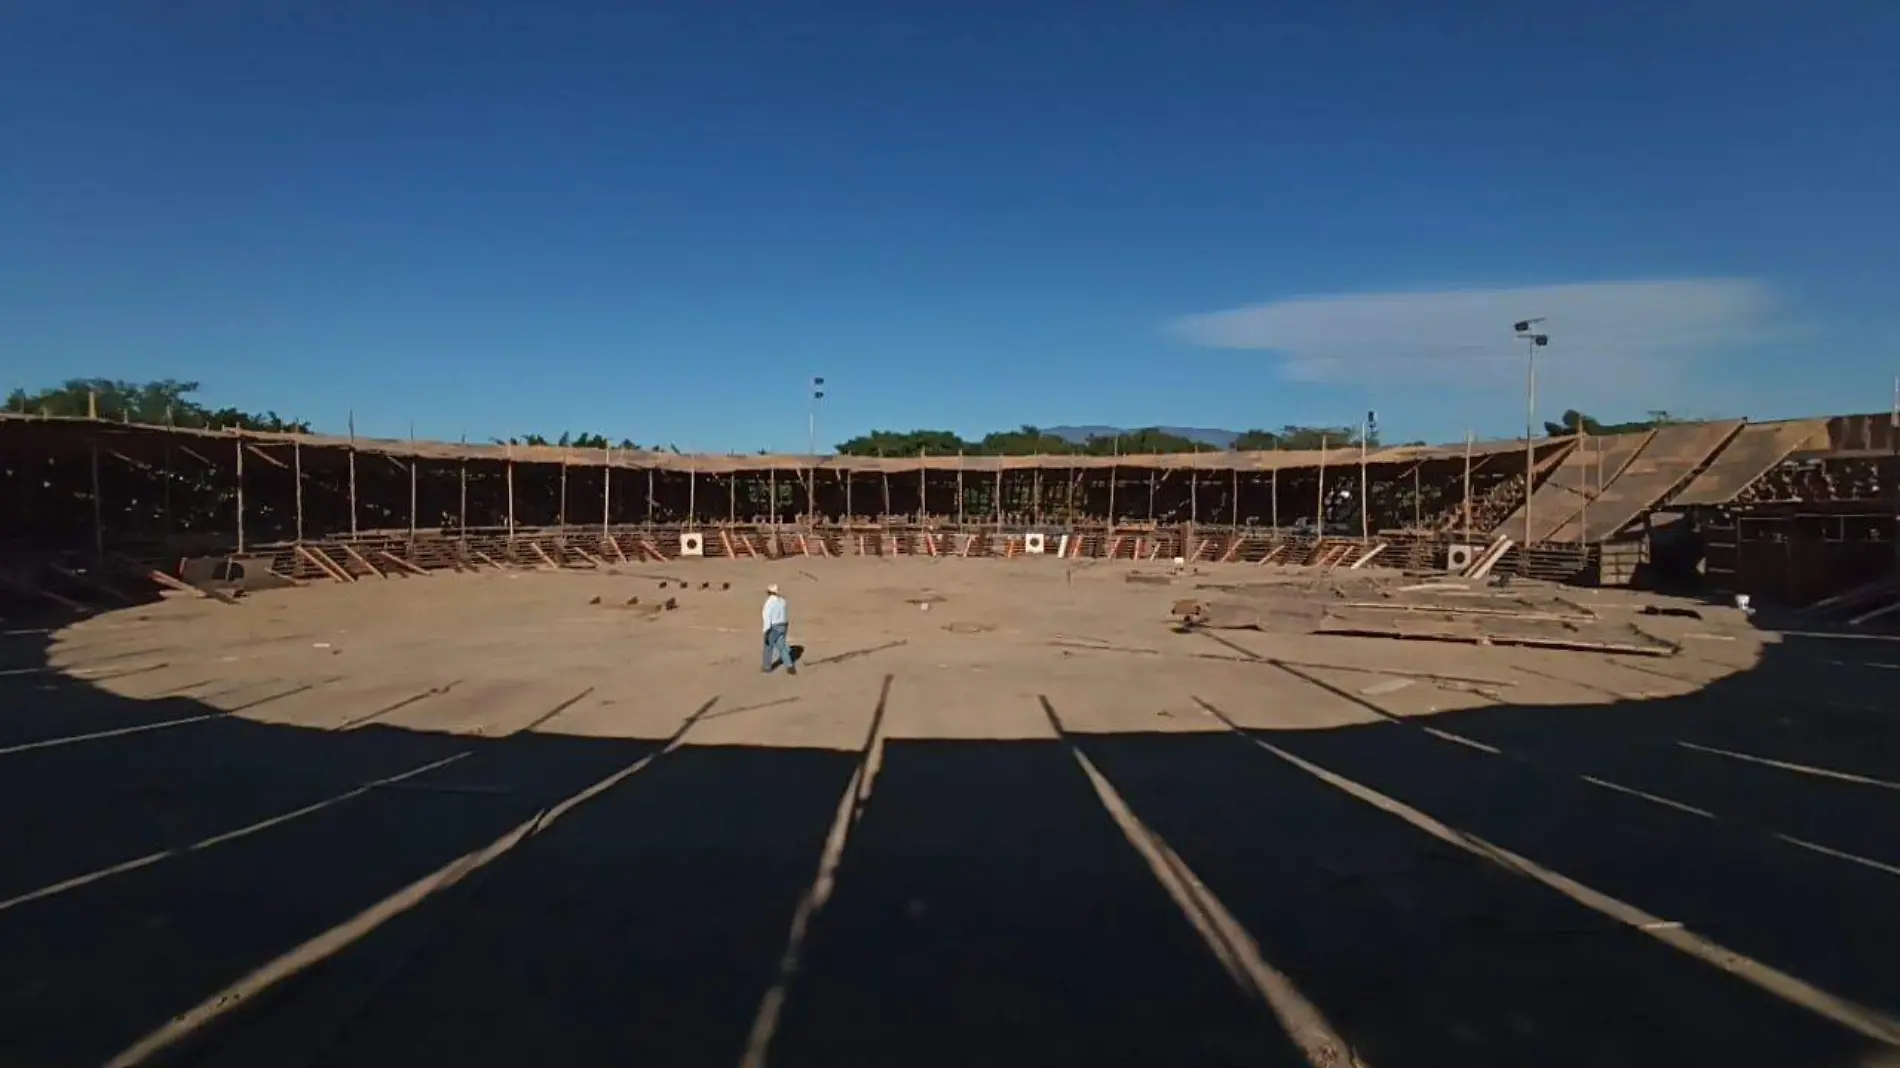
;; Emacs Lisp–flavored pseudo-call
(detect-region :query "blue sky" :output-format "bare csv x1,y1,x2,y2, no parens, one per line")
3,2,1896,452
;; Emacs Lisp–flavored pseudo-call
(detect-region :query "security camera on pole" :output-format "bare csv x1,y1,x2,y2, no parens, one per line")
1513,319,1550,558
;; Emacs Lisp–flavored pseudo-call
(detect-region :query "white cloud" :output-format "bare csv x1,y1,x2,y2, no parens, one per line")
1171,279,1780,407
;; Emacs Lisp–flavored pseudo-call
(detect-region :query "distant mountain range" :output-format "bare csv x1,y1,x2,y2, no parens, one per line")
1044,425,1242,448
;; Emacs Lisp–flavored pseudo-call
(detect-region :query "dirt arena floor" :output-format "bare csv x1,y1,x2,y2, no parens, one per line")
5,557,1900,1067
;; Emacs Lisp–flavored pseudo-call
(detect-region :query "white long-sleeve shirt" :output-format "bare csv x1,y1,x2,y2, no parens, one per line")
762,594,788,632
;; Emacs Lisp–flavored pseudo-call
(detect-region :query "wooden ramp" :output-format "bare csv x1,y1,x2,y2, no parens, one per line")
1672,419,1830,506
1491,431,1648,543
1545,420,1743,542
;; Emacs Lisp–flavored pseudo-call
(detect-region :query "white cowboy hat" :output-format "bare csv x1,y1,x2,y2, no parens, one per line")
766,583,780,594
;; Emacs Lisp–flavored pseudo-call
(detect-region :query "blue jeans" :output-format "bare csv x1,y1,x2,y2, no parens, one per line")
762,624,792,672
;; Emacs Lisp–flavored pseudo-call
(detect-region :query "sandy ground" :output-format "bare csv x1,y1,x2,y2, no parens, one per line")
6,557,1900,1067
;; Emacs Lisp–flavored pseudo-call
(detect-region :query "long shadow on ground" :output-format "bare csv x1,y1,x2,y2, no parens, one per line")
0,590,1897,1067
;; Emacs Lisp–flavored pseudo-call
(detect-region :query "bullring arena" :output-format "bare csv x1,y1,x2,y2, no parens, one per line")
4,411,1900,1067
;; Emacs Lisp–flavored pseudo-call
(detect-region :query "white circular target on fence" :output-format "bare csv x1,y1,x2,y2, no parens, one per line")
1024,532,1046,555
1446,543,1474,572
679,532,705,557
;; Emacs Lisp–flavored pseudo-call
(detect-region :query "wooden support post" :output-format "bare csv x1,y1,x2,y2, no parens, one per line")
770,468,778,527
645,467,654,527
728,472,736,525
1413,463,1421,529
687,467,697,527
89,434,104,561
1316,435,1327,534
161,438,172,539
1271,461,1280,535
1580,429,1592,542
456,449,466,546
918,448,928,523
506,450,516,544
880,459,891,520
1032,467,1041,526
843,467,853,522
558,449,569,542
1230,467,1239,528
1190,470,1198,524
235,433,246,554
956,453,965,527
602,446,613,536
1106,465,1117,530
293,440,305,543
348,414,359,539
1359,419,1369,542
995,466,1004,530
1462,430,1474,544
408,439,418,547
1146,469,1156,522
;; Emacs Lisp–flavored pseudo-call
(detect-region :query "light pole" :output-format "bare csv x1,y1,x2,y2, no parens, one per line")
1513,319,1549,551
808,376,825,524
808,376,825,457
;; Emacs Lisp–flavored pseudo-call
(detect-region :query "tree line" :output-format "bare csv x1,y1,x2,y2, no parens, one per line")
14,377,1678,457
834,424,1384,457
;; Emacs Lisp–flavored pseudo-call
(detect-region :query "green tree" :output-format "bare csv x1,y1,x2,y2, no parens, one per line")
1232,425,1374,450
1081,427,1203,455
1543,409,1684,436
976,425,1080,455
834,429,972,456
6,378,311,432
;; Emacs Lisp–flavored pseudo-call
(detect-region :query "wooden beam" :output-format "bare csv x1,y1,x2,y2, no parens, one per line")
530,541,560,570
342,543,386,578
245,443,288,469
89,434,104,561
605,534,628,564
377,549,430,577
235,434,246,554
299,545,354,583
293,440,304,543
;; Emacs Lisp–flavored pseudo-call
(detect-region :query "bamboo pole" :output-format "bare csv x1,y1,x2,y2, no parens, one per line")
770,468,778,527
844,466,853,521
1190,470,1198,524
728,472,736,525
1106,465,1118,528
235,433,246,554
1146,469,1156,522
645,468,654,527
1032,467,1042,526
688,467,697,527
1462,430,1474,544
918,448,928,523
293,440,304,543
1230,467,1239,528
1413,463,1421,529
994,465,1003,530
602,447,613,536
505,444,515,544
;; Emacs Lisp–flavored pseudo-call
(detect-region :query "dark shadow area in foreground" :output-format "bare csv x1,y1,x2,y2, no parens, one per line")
1,591,1898,1067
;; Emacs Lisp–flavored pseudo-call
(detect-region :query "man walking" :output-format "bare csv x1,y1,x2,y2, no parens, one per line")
762,583,795,675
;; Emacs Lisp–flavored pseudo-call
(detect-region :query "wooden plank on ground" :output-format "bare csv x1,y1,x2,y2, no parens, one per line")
605,535,630,564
